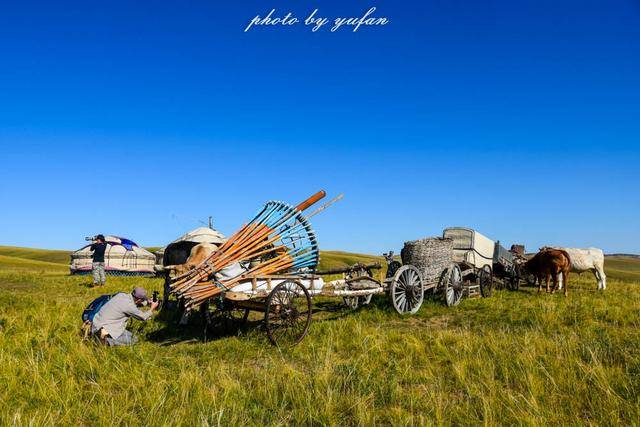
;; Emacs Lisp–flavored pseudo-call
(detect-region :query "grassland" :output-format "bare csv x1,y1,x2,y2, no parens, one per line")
1,246,640,425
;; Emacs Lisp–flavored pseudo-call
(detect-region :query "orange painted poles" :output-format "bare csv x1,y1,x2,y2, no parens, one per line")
295,190,326,212
169,190,331,308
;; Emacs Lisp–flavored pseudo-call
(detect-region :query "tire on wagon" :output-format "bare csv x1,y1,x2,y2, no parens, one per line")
389,265,424,314
264,280,312,347
439,264,464,306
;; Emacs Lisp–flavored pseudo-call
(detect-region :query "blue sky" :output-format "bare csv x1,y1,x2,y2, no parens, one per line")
0,0,639,253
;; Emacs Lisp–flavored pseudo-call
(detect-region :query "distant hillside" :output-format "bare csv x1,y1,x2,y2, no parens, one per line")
1,245,638,282
0,254,69,272
0,246,383,266
0,246,71,265
0,246,384,275
604,256,640,282
318,251,385,271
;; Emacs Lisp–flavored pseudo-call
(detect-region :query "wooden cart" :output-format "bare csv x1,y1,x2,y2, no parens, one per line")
492,241,521,291
201,262,429,347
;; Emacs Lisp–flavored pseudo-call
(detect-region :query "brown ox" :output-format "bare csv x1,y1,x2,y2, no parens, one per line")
165,242,218,277
524,249,571,296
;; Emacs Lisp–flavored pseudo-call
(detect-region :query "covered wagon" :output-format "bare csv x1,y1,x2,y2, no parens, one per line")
442,227,495,297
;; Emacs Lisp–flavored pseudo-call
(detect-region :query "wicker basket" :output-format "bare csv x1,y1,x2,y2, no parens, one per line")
401,237,453,284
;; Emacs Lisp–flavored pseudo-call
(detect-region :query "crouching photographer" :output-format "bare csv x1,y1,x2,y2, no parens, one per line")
84,287,160,346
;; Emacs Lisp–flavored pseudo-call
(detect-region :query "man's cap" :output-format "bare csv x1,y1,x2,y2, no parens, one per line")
96,234,105,241
132,287,148,300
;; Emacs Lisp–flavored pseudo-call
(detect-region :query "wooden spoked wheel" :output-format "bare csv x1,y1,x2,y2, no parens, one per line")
479,265,493,297
440,264,464,306
389,265,424,315
203,299,250,341
264,280,312,347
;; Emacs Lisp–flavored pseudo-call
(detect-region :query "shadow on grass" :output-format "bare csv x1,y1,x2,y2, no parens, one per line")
146,307,208,346
145,298,384,346
145,288,569,346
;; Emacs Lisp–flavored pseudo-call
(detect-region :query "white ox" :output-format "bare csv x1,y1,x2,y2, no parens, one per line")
541,247,606,290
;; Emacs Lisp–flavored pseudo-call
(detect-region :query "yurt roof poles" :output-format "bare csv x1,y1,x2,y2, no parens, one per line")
170,190,342,308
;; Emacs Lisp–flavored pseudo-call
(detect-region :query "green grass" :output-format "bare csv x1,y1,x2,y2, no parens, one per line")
1,247,640,424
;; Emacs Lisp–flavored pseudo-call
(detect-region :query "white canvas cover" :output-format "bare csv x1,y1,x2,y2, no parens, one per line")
215,262,247,282
70,235,155,275
443,227,495,270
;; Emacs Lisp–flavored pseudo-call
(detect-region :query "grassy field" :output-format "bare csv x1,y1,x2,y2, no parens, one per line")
1,247,640,425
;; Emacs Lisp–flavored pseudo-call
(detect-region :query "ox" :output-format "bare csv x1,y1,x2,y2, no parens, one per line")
540,247,606,290
165,242,218,277
163,242,219,324
524,249,571,296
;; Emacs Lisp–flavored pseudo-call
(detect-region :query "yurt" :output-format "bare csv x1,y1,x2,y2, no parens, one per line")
154,227,226,273
70,236,155,276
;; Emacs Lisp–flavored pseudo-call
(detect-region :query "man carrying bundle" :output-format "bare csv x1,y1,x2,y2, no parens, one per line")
88,234,107,287
89,287,159,346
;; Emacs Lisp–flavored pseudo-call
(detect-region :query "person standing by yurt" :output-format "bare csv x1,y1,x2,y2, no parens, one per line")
89,235,107,286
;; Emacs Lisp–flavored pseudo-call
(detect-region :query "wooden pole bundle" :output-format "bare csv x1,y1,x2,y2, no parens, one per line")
170,191,342,309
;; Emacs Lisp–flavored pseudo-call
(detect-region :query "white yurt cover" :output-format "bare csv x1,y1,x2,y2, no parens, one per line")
169,227,226,245
70,236,155,276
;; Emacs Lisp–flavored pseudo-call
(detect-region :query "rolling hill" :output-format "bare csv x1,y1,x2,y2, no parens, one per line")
0,246,71,265
1,246,638,282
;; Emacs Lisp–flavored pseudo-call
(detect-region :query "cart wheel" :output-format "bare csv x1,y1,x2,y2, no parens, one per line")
479,265,493,297
440,264,464,306
265,280,312,347
225,305,250,326
389,265,424,314
203,300,249,341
